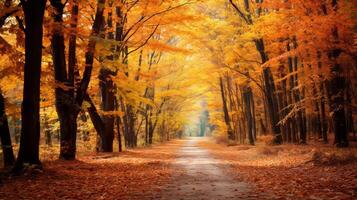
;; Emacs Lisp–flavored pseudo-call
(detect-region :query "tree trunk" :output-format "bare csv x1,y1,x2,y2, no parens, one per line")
326,0,348,147
276,66,288,142
96,2,117,152
251,92,257,140
68,0,79,87
58,112,78,160
0,92,15,167
145,110,149,145
255,39,282,144
313,82,323,141
115,97,123,152
226,75,237,140
320,83,328,143
291,38,307,144
14,0,46,171
49,0,87,159
287,41,297,143
327,75,348,147
243,86,255,145
283,83,291,142
54,0,105,159
98,69,115,152
345,81,354,138
124,105,136,148
50,0,78,160
148,111,154,144
317,51,329,143
116,116,123,152
148,119,153,144
219,77,234,140
43,110,52,147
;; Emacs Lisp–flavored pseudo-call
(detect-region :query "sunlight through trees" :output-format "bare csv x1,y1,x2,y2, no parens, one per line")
0,0,356,176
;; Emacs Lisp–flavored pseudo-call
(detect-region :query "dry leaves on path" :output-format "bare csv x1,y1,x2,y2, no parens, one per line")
0,140,184,200
199,139,357,200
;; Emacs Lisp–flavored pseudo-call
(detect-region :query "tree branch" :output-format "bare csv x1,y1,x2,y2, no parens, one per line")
228,0,252,25
127,23,160,55
84,93,105,137
224,65,265,93
123,2,190,41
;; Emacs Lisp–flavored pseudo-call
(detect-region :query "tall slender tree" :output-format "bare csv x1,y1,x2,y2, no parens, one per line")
0,91,15,167
14,0,47,171
325,0,349,147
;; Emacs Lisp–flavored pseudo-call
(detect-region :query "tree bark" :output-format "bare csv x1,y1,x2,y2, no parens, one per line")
68,0,79,87
219,77,234,140
291,38,307,144
243,85,255,145
326,0,348,147
327,74,348,147
0,92,15,167
14,0,46,171
114,97,123,152
287,41,297,143
317,51,329,143
98,69,116,152
96,2,118,152
320,82,328,143
50,0,80,160
255,39,283,144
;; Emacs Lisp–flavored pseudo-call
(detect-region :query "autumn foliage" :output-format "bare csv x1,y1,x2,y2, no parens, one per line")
0,0,356,199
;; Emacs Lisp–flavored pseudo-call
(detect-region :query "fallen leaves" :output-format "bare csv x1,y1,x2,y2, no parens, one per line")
1,138,356,200
199,139,357,200
0,140,184,200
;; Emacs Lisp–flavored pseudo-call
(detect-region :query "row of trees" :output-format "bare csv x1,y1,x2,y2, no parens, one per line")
1,0,355,171
0,0,197,171
195,0,355,146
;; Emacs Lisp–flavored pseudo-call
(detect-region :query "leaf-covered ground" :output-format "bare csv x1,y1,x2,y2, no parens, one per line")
199,139,357,200
159,138,268,200
1,138,357,200
0,140,184,200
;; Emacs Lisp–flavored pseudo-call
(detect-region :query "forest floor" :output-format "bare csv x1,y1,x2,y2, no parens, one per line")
199,138,357,200
1,137,357,200
0,140,184,200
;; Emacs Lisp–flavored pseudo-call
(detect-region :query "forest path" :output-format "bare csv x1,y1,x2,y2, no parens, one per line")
159,137,253,200
2,138,355,200
1,138,263,200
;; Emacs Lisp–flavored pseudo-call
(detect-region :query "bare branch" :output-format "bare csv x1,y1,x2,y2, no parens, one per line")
123,1,191,41
228,0,252,25
224,65,265,92
127,23,160,55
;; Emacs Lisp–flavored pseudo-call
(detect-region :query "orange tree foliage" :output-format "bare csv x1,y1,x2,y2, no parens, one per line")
0,0,356,167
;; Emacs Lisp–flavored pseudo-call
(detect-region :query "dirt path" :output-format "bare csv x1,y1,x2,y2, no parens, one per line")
159,137,254,200
1,138,270,200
